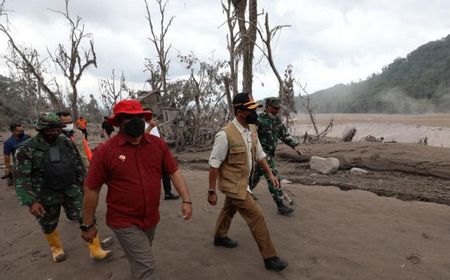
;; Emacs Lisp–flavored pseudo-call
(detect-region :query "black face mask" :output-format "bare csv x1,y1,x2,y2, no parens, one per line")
43,132,60,143
245,110,258,124
17,132,25,138
124,117,145,138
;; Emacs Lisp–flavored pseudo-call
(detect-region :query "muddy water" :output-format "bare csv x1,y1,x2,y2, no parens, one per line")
292,113,450,148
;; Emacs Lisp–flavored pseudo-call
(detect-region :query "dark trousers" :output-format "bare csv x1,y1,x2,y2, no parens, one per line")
80,128,88,140
162,172,171,195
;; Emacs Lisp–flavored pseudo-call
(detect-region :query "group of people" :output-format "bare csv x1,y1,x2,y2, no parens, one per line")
4,93,302,279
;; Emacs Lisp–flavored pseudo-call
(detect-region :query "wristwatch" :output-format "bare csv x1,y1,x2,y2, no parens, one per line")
80,223,95,232
208,188,216,194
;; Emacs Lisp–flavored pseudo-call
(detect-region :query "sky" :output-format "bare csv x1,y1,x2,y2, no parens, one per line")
1,0,450,101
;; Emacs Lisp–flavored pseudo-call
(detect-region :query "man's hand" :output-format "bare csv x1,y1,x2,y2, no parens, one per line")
182,203,193,220
294,145,303,157
149,119,159,129
269,173,280,188
81,227,97,243
208,192,217,206
29,202,46,218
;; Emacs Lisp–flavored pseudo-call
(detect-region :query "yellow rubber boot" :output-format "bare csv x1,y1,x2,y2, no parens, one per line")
87,234,112,260
45,230,66,262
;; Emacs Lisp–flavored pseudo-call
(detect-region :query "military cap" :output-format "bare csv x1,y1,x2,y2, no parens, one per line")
265,97,281,108
34,112,66,130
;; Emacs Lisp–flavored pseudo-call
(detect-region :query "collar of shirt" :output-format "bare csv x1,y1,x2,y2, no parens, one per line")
117,132,152,146
232,118,251,134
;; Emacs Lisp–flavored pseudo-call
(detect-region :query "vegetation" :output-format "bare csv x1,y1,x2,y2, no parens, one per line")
296,34,450,113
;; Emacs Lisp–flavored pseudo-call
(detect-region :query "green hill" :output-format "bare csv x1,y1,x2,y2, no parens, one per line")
296,34,450,113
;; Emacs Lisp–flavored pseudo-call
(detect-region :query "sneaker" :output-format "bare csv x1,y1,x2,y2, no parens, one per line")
213,237,238,248
164,192,180,200
264,256,288,271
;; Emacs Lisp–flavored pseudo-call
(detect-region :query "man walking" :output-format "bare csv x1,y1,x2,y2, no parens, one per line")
3,123,29,186
144,114,180,200
14,112,111,262
250,97,303,215
81,99,192,280
208,93,288,271
75,116,88,140
57,111,92,169
101,116,115,138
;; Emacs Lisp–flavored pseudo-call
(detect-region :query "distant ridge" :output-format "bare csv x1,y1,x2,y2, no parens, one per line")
296,34,450,113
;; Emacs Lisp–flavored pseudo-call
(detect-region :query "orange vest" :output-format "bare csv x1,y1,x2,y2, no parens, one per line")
76,119,87,129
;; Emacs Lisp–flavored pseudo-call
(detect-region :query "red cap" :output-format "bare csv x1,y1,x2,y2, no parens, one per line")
108,99,153,127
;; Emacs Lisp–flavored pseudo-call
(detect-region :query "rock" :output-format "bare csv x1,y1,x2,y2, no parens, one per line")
309,156,340,175
280,178,292,184
350,167,369,175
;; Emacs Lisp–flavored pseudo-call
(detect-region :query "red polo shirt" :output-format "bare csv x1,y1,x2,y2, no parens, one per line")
85,132,178,230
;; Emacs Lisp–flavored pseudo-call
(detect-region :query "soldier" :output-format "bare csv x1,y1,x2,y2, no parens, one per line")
250,97,303,216
14,112,111,262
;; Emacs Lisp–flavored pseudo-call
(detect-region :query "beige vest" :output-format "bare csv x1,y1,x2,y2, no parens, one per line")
218,122,257,200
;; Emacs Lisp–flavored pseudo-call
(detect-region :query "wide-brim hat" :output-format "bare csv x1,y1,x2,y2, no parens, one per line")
233,92,262,110
108,99,153,127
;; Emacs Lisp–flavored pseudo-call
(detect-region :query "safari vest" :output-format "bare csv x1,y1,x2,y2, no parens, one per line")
218,122,257,200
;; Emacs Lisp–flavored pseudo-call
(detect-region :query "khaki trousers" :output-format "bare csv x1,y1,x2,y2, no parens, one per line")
214,192,278,259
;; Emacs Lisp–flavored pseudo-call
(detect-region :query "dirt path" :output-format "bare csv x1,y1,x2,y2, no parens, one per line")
2,169,450,279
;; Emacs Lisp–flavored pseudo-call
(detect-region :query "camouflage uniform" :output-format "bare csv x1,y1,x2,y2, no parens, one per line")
250,98,299,208
15,113,85,234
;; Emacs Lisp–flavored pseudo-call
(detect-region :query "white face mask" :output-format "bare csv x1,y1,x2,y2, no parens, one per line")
62,123,74,132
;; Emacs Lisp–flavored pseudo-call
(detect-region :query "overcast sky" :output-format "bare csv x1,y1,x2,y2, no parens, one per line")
1,0,450,101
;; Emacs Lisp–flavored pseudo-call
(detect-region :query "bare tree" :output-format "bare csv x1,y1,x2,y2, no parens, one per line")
144,0,174,100
48,0,97,120
144,59,162,91
256,13,297,126
221,0,240,116
99,69,129,115
0,26,62,109
298,81,333,143
178,54,229,147
232,0,258,96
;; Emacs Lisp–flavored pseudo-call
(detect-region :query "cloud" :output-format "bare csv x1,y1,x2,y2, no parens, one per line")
1,0,450,102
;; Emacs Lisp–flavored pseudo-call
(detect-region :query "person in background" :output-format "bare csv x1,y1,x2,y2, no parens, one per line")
15,112,111,263
57,111,92,169
144,109,180,200
3,123,30,186
250,97,303,215
81,100,192,279
101,116,115,138
207,93,288,272
75,116,88,140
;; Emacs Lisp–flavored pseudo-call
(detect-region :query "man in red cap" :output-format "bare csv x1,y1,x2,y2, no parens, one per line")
81,99,193,280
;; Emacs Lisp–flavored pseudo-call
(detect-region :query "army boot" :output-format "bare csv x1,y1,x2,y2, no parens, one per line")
45,230,66,262
87,234,112,260
273,191,294,216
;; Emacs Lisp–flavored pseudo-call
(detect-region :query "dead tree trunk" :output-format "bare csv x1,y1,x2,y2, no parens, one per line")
233,0,257,96
144,0,174,101
0,26,62,109
49,0,97,120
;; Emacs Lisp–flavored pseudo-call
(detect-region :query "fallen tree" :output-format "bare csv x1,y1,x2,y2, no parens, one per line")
276,142,450,180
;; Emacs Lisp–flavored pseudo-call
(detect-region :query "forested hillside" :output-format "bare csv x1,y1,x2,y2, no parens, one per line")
296,35,450,113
